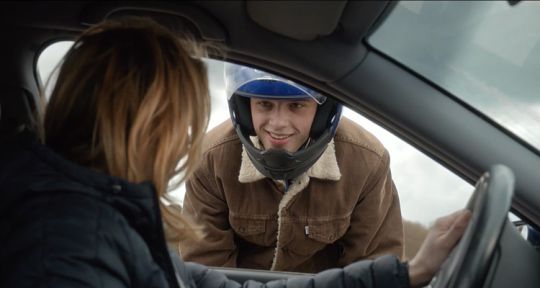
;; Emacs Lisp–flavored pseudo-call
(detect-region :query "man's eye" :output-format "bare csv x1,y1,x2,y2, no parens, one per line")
290,103,304,109
257,101,272,108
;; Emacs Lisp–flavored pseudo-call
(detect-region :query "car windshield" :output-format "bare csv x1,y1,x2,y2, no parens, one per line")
369,1,540,151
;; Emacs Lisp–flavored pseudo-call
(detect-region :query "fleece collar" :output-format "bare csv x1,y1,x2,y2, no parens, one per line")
238,136,341,186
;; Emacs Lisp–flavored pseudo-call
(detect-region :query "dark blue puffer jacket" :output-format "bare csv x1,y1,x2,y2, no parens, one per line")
0,133,409,288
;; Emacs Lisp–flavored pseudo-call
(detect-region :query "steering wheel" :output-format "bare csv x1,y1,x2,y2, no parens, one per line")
432,165,514,288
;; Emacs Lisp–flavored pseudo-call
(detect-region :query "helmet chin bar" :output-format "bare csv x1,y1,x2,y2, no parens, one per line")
237,125,333,181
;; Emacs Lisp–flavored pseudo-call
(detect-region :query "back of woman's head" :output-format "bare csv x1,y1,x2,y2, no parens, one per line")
45,17,209,191
44,17,210,240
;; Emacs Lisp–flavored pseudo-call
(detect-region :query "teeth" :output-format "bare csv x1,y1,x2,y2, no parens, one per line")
270,133,289,140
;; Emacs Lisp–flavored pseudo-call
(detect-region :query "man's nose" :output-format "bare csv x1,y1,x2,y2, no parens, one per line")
267,105,289,128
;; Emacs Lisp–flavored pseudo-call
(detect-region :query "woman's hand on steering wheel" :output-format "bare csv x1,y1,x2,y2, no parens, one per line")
409,209,472,287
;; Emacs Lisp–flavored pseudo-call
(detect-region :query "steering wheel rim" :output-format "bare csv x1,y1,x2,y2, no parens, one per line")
432,165,514,288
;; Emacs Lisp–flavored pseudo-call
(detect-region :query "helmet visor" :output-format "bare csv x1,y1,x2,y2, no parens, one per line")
225,62,327,104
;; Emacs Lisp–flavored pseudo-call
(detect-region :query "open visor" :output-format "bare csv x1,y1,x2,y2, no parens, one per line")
225,62,327,104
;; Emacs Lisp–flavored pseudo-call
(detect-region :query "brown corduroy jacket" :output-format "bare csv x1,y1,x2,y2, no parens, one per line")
180,117,403,273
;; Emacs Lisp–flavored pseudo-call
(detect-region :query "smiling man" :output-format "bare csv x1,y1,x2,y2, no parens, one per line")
251,97,316,154
179,64,404,273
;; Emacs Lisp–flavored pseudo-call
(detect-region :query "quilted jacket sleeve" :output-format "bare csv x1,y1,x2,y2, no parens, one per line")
185,255,409,288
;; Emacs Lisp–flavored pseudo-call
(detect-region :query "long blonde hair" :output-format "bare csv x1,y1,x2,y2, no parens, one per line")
43,17,210,242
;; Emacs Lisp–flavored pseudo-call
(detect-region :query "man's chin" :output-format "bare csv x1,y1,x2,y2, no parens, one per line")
264,144,299,154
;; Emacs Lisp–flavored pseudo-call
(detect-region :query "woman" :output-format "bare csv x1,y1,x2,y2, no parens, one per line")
0,17,470,288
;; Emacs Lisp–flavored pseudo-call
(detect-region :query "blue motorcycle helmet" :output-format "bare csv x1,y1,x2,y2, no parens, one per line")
226,63,343,181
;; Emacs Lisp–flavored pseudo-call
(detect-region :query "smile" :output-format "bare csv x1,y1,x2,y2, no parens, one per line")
268,132,291,140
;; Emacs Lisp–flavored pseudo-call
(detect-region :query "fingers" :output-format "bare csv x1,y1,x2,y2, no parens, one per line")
445,209,471,233
407,209,472,287
444,210,472,245
453,209,472,229
435,209,471,230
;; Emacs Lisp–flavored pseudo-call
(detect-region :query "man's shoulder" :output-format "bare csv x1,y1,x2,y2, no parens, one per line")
333,117,386,157
202,120,241,152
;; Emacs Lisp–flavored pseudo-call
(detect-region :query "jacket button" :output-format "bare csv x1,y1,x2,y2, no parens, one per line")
111,184,122,193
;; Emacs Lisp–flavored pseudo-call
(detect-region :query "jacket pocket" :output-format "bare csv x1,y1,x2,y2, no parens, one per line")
229,213,274,246
306,216,350,243
286,215,351,256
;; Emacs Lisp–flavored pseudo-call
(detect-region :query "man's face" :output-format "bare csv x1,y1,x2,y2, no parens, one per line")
250,97,318,153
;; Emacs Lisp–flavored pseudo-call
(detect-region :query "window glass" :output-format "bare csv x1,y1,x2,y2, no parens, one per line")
37,41,72,99
38,42,474,257
191,59,474,229
192,59,474,259
369,1,540,151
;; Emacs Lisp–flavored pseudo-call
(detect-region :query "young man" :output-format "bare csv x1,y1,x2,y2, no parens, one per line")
179,64,403,273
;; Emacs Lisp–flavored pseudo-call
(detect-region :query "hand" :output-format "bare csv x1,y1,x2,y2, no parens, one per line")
408,209,472,287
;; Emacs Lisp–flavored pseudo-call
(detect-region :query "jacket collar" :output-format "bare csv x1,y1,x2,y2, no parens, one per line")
0,139,161,226
32,142,157,200
238,136,341,184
